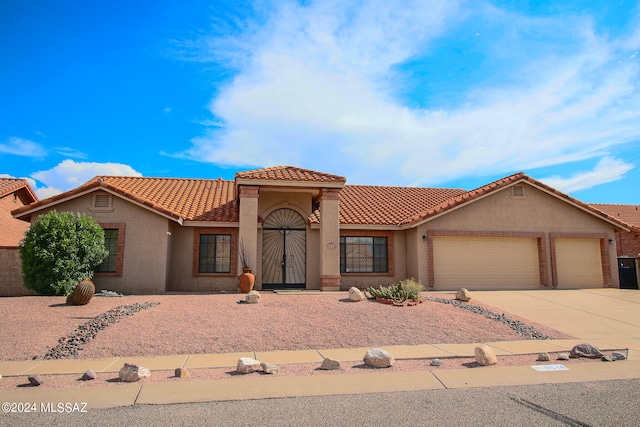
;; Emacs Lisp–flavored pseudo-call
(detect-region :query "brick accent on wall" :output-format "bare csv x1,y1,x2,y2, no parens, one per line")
318,188,341,201
238,186,259,198
94,223,126,278
192,228,238,277
616,231,640,258
426,230,547,288
548,233,611,288
339,229,394,277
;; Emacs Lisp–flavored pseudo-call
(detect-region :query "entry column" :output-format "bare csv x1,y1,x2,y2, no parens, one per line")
238,185,259,283
318,188,341,291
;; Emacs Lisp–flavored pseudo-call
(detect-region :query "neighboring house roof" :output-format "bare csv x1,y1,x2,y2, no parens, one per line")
11,167,633,232
1,178,38,247
590,204,640,232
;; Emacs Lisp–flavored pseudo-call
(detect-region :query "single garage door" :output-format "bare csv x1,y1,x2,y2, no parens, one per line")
555,238,603,288
433,237,540,290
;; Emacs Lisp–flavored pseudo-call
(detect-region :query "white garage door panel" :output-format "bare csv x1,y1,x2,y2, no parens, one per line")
555,238,603,288
433,237,539,290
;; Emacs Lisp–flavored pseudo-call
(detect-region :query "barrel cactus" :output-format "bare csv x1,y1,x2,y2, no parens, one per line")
67,280,95,305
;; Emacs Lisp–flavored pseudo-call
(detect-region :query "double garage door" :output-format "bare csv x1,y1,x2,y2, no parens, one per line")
432,236,603,290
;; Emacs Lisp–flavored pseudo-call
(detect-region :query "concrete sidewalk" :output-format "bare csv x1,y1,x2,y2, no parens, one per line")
1,289,639,410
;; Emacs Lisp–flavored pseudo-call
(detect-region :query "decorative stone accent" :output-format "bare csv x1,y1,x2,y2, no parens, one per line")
557,353,570,361
601,355,615,362
537,352,551,362
363,348,394,368
348,287,364,302
81,369,96,381
320,358,341,370
570,343,604,359
28,374,43,386
430,359,443,367
455,288,471,302
175,368,190,378
237,357,261,374
261,363,279,374
245,290,260,304
612,351,627,361
118,363,151,382
474,344,497,366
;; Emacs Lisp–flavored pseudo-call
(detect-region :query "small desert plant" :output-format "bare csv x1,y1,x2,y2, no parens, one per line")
66,280,95,305
365,278,425,302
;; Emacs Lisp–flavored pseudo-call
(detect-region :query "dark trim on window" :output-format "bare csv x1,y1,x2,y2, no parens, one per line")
339,230,393,276
193,228,238,277
94,223,125,277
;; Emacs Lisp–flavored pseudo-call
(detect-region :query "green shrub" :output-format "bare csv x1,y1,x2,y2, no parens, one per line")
365,278,425,302
20,211,108,296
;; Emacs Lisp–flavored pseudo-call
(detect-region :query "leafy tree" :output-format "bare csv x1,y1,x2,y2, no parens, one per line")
20,211,108,296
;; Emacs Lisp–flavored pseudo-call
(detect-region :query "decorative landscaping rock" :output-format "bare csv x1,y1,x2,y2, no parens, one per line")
175,368,190,378
320,358,341,370
363,348,394,368
612,351,627,361
430,359,443,367
455,288,471,302
28,374,43,386
245,290,260,304
537,352,551,362
348,287,364,302
237,357,261,374
570,343,604,359
601,355,615,362
118,363,151,382
474,344,497,366
557,353,570,361
261,363,279,374
81,369,96,381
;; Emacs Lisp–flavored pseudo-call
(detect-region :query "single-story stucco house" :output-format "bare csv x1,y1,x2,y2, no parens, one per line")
10,166,635,295
1,178,38,296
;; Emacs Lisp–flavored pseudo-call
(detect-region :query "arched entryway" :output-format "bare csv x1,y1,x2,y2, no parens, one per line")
262,208,306,289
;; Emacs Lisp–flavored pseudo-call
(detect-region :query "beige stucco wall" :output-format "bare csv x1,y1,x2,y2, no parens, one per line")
415,183,619,288
0,248,33,296
33,191,171,294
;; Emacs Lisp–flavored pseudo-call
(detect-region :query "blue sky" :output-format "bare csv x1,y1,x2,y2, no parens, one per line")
1,0,639,203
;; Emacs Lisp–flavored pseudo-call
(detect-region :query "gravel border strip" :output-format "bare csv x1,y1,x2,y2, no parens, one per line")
424,296,550,340
40,302,160,360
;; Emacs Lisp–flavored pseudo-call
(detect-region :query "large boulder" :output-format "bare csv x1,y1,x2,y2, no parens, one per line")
363,348,394,368
237,357,261,374
570,343,604,359
348,287,365,302
118,363,151,382
261,362,279,374
474,344,497,366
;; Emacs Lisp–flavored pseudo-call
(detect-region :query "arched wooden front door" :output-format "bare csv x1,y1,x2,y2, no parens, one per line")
262,208,306,289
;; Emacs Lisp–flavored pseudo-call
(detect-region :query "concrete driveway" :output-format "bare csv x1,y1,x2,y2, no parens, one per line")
472,288,640,355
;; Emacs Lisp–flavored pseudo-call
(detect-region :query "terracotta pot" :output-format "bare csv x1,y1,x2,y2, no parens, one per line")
238,268,255,293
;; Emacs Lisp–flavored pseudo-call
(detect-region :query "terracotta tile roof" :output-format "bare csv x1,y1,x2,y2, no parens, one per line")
1,178,37,247
401,172,635,230
13,176,238,223
235,165,346,183
590,204,640,231
330,185,467,226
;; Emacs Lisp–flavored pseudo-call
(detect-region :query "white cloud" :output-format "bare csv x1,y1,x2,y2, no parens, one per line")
31,159,142,198
176,0,640,187
0,137,47,157
539,157,635,193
